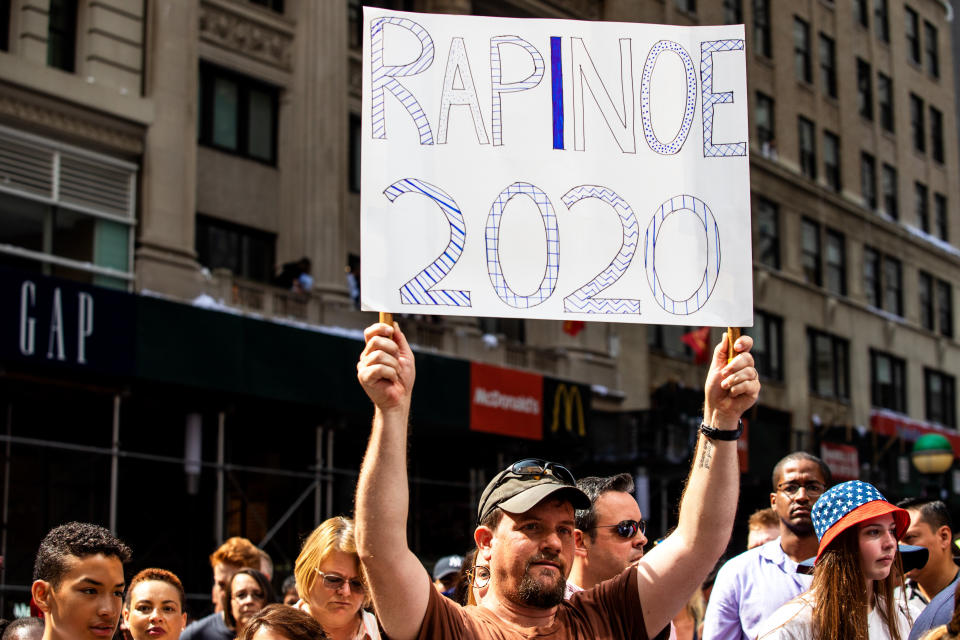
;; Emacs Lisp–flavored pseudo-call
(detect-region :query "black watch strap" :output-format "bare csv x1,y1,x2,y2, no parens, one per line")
699,419,744,441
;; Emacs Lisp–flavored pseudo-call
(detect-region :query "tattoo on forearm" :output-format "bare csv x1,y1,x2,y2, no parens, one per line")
698,439,713,469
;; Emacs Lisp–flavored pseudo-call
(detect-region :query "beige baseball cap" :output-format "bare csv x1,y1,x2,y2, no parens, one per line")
477,459,590,524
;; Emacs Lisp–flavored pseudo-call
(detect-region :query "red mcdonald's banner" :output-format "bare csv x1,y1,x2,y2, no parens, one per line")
470,362,543,440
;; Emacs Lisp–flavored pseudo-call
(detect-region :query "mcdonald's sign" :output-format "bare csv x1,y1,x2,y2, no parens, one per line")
544,379,590,439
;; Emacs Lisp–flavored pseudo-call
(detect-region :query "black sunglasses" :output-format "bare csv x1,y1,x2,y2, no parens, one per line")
592,519,647,539
508,459,576,486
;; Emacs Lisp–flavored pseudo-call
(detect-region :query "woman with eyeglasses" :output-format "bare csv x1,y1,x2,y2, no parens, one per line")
224,569,276,639
293,516,380,640
756,480,913,640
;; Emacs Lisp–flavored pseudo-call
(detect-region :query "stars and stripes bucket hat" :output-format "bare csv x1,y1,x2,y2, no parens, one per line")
811,480,910,565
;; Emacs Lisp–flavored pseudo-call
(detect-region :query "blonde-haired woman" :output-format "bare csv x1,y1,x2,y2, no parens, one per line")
294,516,379,640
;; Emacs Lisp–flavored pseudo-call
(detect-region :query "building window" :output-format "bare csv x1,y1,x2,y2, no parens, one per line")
905,6,920,64
195,215,277,284
883,254,903,315
808,329,850,400
198,63,279,165
930,106,944,163
756,92,775,156
915,182,929,232
870,350,906,412
753,0,772,57
825,229,846,296
802,218,822,286
752,310,784,381
1,0,11,51
823,131,841,191
864,247,881,307
923,20,939,77
934,193,948,241
937,279,953,338
854,0,869,27
857,59,873,120
723,0,742,24
877,72,894,132
819,34,837,98
47,0,77,72
910,93,925,153
0,126,136,290
861,152,877,209
755,196,780,269
249,0,284,12
919,271,934,331
798,117,816,179
350,114,361,193
873,0,889,41
794,18,812,83
925,369,956,427
881,163,897,219
863,248,902,316
917,273,950,337
675,0,696,13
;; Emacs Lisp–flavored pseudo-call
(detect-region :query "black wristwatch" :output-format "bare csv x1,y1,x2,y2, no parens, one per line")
699,419,744,441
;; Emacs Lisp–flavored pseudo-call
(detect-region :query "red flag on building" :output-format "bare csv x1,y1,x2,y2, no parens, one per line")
681,326,711,364
562,320,586,337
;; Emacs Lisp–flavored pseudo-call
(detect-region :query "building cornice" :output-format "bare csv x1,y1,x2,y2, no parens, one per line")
199,0,294,73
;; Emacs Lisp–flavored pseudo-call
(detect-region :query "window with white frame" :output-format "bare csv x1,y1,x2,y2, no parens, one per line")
0,126,136,290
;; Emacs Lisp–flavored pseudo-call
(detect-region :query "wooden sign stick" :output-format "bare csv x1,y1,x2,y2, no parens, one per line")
726,327,741,363
380,312,394,327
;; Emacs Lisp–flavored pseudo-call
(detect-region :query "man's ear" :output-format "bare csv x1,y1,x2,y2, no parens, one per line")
475,526,494,561
180,613,187,630
574,529,588,558
769,492,777,509
31,580,53,614
937,525,952,549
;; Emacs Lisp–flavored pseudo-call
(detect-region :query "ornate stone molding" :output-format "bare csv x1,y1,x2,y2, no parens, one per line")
0,94,143,155
199,1,293,71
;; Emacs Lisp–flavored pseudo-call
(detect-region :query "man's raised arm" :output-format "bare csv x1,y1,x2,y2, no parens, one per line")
636,333,760,637
355,322,431,640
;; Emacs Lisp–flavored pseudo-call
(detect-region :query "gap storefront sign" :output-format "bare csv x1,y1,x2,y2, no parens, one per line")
0,266,135,376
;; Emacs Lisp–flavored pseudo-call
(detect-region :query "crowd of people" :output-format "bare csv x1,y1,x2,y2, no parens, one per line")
9,323,960,640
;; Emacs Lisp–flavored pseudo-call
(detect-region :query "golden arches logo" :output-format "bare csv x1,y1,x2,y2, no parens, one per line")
550,384,585,437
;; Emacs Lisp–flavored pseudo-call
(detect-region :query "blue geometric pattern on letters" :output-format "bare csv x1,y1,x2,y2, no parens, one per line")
562,186,640,314
643,195,720,315
812,480,888,541
383,178,470,306
485,182,558,308
701,40,746,158
641,41,697,155
490,36,545,146
371,17,435,145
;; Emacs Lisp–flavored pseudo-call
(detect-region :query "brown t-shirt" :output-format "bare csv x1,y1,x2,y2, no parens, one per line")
412,566,649,639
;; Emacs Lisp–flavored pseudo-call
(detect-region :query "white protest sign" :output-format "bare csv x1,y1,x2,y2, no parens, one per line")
361,9,752,327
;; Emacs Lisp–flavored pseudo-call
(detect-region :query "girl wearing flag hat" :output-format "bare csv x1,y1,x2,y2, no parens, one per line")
757,480,914,639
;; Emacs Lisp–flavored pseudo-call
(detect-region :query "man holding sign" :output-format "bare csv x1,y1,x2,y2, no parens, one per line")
355,322,759,639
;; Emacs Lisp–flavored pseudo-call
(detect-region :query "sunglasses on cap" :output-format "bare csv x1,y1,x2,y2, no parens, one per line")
507,459,576,485
591,519,646,539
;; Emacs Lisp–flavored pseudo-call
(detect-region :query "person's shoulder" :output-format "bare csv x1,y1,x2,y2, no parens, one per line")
182,613,226,640
714,541,772,581
755,593,813,639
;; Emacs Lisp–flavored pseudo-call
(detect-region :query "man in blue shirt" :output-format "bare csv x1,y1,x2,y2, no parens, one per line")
702,452,832,640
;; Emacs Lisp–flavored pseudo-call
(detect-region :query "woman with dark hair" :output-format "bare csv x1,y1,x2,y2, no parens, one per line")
237,605,327,640
757,480,913,639
224,569,276,639
123,568,187,640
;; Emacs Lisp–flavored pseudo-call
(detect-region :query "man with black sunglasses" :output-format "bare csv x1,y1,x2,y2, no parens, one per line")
355,321,760,640
568,473,648,594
